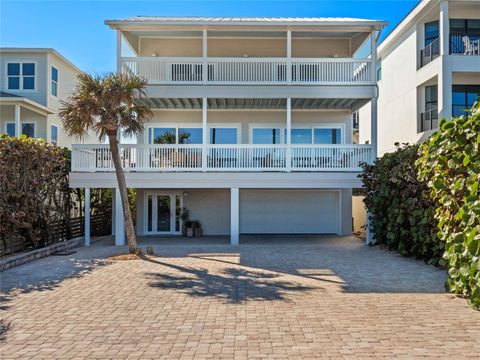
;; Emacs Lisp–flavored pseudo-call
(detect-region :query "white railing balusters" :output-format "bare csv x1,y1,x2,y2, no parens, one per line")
121,57,373,85
71,144,372,172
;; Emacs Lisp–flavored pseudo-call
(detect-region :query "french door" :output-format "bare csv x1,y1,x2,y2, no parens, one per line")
145,192,182,234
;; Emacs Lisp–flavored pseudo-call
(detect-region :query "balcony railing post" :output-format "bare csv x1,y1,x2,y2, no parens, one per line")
202,97,208,171
286,98,292,172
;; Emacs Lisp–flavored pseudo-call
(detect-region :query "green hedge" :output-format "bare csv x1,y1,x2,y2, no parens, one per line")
417,103,480,309
359,144,442,265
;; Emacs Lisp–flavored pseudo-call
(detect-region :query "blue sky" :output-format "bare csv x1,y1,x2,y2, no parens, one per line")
1,0,418,73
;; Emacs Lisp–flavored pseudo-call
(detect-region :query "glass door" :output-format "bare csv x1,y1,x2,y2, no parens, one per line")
145,192,182,234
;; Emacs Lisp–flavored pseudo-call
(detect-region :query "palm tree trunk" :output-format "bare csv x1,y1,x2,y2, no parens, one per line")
108,134,138,253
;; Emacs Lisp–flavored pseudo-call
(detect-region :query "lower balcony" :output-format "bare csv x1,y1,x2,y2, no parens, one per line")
72,144,372,173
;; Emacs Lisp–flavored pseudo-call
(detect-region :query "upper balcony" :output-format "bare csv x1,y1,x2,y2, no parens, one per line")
107,17,385,88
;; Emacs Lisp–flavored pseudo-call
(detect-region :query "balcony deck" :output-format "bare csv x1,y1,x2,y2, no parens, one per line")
121,57,373,86
72,144,372,173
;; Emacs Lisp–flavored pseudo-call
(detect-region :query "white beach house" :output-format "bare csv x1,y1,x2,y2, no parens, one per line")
70,16,386,245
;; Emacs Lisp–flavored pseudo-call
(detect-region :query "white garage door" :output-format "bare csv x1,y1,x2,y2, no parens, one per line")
240,190,340,234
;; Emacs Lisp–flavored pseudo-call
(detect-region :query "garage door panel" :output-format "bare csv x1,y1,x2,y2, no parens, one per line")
240,190,339,234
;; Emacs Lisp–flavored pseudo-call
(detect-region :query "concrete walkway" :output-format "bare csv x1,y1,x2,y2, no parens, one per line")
1,236,479,359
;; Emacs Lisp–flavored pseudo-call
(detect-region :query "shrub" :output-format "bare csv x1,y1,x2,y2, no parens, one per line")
359,144,442,265
0,135,70,249
417,103,480,309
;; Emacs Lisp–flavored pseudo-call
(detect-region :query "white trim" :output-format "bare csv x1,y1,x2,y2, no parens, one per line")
144,191,183,235
5,61,37,92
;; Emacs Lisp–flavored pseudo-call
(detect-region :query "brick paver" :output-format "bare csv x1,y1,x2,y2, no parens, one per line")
1,236,479,359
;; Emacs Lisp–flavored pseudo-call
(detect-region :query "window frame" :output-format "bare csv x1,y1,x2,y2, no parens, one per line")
50,124,58,145
249,123,346,145
51,66,59,97
6,61,37,91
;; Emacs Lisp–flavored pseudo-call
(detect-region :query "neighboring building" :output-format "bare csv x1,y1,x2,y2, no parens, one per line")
0,48,97,147
70,16,385,245
359,0,480,155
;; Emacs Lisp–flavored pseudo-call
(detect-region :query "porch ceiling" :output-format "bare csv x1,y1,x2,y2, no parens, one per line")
136,97,368,110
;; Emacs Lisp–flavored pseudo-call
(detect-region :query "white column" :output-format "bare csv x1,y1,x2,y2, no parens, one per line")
439,1,449,56
286,98,292,172
230,188,239,246
115,187,125,246
84,188,91,246
370,31,378,84
116,30,122,74
111,189,116,235
14,104,21,137
370,97,378,161
202,29,208,84
286,30,292,84
438,1,452,120
202,97,208,171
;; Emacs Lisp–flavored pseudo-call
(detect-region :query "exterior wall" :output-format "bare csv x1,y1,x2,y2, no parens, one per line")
352,195,366,234
136,188,230,236
0,52,48,106
139,109,352,144
360,0,480,155
0,104,48,139
138,37,352,57
135,188,352,236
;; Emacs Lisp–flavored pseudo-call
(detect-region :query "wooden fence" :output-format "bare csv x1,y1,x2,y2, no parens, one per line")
0,211,112,257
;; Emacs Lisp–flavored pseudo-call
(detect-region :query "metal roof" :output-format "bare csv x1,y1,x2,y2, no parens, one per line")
106,16,386,28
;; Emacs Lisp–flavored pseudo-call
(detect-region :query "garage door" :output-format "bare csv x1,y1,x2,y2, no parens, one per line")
240,190,340,234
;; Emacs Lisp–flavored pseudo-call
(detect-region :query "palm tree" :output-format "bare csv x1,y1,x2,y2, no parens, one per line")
60,73,152,253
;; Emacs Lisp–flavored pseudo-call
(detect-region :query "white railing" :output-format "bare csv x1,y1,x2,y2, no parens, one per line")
71,144,372,172
121,57,373,85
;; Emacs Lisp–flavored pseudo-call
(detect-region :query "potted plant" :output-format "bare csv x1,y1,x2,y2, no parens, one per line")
191,220,202,237
184,220,194,237
180,207,189,236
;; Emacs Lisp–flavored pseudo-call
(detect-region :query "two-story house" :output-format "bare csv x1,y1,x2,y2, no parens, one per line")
70,17,385,245
0,48,97,147
359,0,480,154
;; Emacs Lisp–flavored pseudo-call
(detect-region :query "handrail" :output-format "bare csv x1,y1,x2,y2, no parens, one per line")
71,143,372,172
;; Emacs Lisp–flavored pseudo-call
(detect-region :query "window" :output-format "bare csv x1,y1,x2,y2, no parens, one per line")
252,128,281,144
290,128,311,144
51,125,58,145
6,123,15,137
7,63,35,90
452,85,480,117
51,67,58,97
450,19,480,35
148,127,203,144
376,59,382,81
424,21,439,46
313,128,342,144
209,128,237,144
22,123,35,137
352,111,359,130
149,128,176,144
425,85,438,111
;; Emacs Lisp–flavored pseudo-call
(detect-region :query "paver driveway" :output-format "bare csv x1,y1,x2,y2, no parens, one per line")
1,236,479,359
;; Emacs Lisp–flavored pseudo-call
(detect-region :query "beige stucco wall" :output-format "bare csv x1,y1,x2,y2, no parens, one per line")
138,109,352,144
138,37,351,58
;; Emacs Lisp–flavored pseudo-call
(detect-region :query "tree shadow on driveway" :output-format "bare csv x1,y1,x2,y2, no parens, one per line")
144,257,318,304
